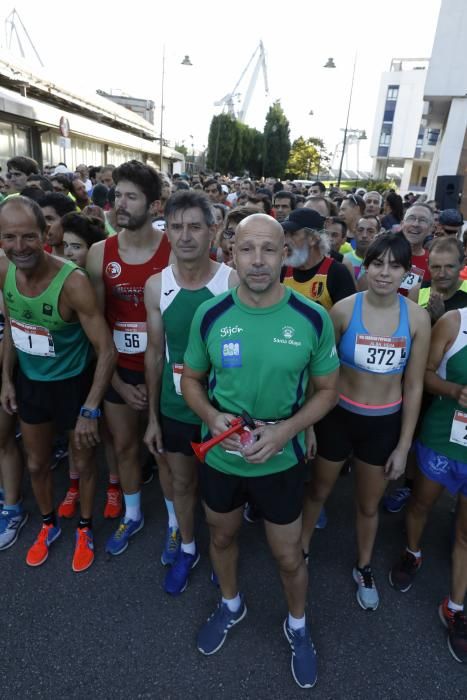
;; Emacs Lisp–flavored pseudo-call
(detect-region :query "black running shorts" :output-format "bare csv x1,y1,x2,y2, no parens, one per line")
199,461,307,525
160,414,201,456
315,404,402,466
104,365,145,404
16,364,94,432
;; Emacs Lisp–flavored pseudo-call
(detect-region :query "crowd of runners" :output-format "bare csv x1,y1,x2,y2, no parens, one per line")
0,155,466,689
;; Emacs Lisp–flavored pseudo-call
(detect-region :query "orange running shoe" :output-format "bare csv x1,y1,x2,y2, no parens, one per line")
72,527,94,573
58,488,79,518
26,522,61,567
104,487,122,519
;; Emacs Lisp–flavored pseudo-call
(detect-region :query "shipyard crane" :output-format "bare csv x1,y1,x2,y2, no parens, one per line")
215,41,269,123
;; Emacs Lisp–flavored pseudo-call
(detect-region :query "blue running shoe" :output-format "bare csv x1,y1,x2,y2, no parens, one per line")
105,516,144,556
0,509,28,550
160,527,181,566
283,619,318,689
383,487,412,513
197,597,247,655
315,508,328,530
164,547,200,595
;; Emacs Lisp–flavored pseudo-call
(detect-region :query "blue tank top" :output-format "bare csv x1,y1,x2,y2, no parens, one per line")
339,293,411,375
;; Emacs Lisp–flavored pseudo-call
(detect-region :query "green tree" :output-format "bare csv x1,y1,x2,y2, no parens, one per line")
286,137,330,179
206,114,237,172
263,101,290,178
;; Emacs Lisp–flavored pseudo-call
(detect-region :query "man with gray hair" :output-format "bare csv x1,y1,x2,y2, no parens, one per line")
281,208,355,310
399,202,433,295
363,191,383,217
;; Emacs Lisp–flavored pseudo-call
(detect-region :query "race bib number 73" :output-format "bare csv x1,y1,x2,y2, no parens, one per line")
10,319,55,357
450,410,467,447
354,335,406,373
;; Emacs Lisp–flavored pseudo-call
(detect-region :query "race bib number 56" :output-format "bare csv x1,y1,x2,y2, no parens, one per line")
11,319,55,357
354,335,406,373
113,321,147,354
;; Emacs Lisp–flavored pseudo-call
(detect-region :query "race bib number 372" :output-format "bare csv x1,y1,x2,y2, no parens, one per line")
10,319,55,357
354,335,406,373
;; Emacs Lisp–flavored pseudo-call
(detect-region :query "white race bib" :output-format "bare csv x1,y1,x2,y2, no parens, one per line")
113,321,147,354
450,410,467,447
172,363,183,395
10,319,55,357
354,334,407,373
399,265,424,291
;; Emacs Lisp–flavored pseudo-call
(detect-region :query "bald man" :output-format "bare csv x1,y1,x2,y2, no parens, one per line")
181,213,339,689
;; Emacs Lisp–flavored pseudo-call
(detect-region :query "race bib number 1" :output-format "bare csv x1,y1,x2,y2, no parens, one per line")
172,363,183,395
10,319,55,357
450,410,467,447
400,265,424,291
113,321,147,354
354,335,406,373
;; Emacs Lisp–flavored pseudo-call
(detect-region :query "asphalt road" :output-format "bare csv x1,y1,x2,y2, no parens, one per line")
1,458,466,699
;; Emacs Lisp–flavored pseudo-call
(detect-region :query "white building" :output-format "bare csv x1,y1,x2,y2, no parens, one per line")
369,58,437,194
423,0,467,206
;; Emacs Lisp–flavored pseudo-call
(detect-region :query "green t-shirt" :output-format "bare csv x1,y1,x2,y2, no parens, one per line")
184,286,339,477
160,263,232,424
419,308,467,462
4,260,93,381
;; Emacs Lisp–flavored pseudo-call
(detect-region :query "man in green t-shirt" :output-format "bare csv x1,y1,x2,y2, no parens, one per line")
144,190,237,594
182,213,339,690
0,196,116,573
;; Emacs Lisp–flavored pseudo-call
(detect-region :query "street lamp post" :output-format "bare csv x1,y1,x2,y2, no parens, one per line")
324,54,357,188
159,48,192,172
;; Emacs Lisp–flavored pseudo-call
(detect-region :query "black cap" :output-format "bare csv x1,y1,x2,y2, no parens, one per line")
281,208,326,233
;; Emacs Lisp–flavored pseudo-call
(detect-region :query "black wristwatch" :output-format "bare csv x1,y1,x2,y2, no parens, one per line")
79,406,102,419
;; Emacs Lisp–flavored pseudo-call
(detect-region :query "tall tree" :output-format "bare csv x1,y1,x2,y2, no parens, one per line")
286,137,330,179
263,101,290,178
206,114,237,172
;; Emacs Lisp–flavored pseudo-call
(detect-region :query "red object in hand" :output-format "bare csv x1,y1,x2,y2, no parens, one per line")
191,413,255,462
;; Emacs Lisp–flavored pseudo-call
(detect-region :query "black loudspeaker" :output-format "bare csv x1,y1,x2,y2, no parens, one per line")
435,175,463,209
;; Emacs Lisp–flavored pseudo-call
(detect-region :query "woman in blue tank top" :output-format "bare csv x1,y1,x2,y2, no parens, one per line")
302,232,431,611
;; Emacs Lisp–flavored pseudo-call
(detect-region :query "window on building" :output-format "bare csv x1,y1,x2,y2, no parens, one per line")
416,128,424,147
378,146,389,157
387,85,399,101
379,123,392,146
426,128,440,146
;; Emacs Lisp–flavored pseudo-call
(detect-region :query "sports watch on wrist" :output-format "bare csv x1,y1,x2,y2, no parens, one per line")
79,406,102,419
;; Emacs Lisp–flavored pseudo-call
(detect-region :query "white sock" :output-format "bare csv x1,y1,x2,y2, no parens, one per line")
222,594,241,612
164,498,178,529
123,491,141,523
288,613,305,631
448,598,464,612
181,540,196,555
406,547,421,559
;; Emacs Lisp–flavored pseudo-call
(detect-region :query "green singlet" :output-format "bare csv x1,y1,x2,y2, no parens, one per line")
4,259,93,381
419,308,467,462
184,286,339,477
160,263,232,424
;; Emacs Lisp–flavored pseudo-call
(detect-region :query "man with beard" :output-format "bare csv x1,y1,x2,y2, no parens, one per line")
87,161,171,555
282,209,355,310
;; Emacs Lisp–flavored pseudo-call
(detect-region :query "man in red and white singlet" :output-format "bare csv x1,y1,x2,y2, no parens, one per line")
87,161,171,555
